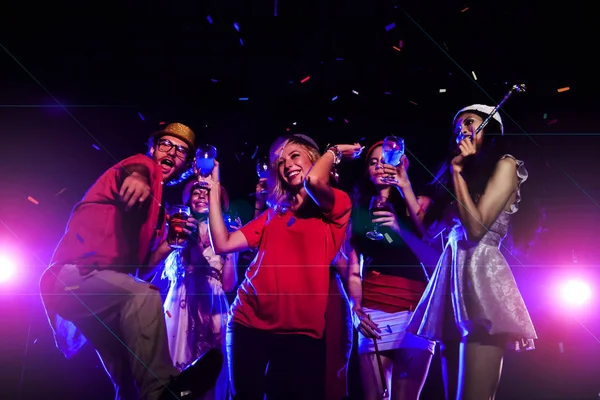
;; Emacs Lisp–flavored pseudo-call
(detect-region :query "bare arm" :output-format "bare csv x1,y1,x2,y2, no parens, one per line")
304,151,337,212
400,185,431,238
148,240,172,268
453,157,518,241
221,252,238,292
208,182,250,254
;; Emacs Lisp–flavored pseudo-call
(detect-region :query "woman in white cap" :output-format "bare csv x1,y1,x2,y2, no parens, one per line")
407,105,537,400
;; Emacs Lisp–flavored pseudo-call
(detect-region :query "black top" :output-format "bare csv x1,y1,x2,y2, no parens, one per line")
350,206,427,283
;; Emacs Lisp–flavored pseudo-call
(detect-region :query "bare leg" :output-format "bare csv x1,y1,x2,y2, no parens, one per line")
390,348,433,400
440,342,460,400
457,335,506,400
359,351,393,400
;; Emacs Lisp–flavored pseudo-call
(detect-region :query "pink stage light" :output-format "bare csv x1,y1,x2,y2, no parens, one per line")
0,255,16,282
560,279,592,306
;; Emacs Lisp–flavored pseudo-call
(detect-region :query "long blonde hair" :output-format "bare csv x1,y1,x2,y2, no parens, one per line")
266,135,320,210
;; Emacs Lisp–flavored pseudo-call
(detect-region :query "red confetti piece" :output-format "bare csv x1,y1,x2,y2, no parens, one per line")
27,196,39,205
547,119,558,125
393,46,401,52
461,7,469,12
166,310,172,318
409,101,418,105
557,87,570,93
300,76,310,83
159,121,165,125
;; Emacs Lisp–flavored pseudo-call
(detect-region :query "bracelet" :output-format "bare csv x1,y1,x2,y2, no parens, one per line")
326,146,342,165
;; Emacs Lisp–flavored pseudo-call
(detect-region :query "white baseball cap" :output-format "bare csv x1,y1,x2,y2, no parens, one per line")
452,104,504,135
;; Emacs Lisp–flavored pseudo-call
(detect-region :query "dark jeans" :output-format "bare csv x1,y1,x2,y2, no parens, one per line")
227,322,326,400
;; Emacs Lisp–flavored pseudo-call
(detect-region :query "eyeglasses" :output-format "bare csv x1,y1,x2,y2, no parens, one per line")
157,139,190,159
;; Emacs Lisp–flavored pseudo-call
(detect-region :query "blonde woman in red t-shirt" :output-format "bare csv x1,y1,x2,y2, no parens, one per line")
204,134,361,400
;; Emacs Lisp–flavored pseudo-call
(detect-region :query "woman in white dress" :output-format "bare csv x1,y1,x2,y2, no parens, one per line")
160,181,239,400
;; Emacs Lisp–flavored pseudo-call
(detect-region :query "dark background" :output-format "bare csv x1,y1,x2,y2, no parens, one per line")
1,0,599,399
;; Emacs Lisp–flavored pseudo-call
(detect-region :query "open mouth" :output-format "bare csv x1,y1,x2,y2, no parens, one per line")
286,170,301,180
160,158,175,168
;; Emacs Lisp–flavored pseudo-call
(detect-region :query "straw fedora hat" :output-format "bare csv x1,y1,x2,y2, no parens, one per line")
151,122,196,153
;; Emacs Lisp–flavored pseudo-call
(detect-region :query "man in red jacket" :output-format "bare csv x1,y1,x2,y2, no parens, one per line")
39,123,222,400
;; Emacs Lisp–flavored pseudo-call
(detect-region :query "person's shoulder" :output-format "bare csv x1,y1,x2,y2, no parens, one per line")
333,187,352,204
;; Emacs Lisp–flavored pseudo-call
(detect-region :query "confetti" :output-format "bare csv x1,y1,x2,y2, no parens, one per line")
352,90,359,95
300,76,311,83
384,92,391,95
543,113,547,119
461,7,469,12
55,187,66,196
335,58,344,61
239,98,249,101
439,88,447,93
27,196,39,205
210,78,218,83
292,122,297,125
344,118,349,123
385,23,396,32
76,233,84,243
64,285,79,291
233,22,240,32
472,71,478,80
384,233,393,243
239,38,244,46
206,15,213,24
82,251,97,258
398,40,404,49
409,100,418,105
159,122,165,125
443,42,449,51
138,112,145,121
92,144,101,151
557,87,570,93
166,310,172,318
393,46,401,52
332,95,338,101
328,117,333,121
547,119,558,125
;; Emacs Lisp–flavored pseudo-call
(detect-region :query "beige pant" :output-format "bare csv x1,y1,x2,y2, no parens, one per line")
51,265,179,400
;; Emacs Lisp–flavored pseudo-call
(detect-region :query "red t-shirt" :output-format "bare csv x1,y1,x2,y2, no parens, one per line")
49,154,166,276
233,188,352,339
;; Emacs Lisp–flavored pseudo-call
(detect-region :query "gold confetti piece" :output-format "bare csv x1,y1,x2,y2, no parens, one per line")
557,87,570,93
64,285,79,291
393,46,401,52
461,7,469,12
409,100,418,105
55,188,67,196
384,233,393,243
439,88,447,93
472,71,478,80
27,196,39,205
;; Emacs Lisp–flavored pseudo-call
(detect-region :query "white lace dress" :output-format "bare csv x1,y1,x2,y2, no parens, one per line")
164,245,230,400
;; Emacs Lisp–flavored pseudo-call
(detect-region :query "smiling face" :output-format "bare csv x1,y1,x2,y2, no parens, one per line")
276,142,315,190
149,135,191,180
190,187,209,214
454,112,486,151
